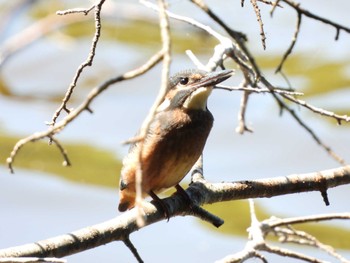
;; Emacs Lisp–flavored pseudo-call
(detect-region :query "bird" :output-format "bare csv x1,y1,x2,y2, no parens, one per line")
118,69,233,216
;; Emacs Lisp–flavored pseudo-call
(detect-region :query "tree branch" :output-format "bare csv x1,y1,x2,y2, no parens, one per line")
250,0,267,49
0,166,349,259
7,50,164,173
275,10,301,73
282,0,350,40
50,0,106,126
216,200,350,263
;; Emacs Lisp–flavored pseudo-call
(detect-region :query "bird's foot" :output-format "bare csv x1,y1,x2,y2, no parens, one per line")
175,184,224,227
175,184,194,209
149,190,170,221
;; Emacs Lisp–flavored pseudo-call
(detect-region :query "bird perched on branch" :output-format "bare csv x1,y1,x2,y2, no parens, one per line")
118,69,233,216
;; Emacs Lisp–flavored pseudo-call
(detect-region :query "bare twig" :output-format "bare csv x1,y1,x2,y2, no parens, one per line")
275,11,301,73
191,0,262,79
190,0,247,41
50,0,106,126
269,213,350,228
142,0,234,47
282,101,345,165
123,237,144,263
263,243,325,263
230,200,268,263
56,5,95,16
282,93,350,125
235,80,253,134
282,0,350,40
270,0,282,15
261,77,346,165
275,225,350,263
217,200,350,263
6,134,71,174
250,0,267,49
215,84,304,96
7,50,164,173
48,136,71,167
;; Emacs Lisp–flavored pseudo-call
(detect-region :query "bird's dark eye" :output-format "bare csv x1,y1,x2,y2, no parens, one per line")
179,77,189,85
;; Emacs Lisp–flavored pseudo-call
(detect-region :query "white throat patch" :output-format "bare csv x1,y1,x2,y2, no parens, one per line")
183,86,212,110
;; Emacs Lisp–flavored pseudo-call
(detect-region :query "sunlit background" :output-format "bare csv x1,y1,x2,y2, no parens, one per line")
1,0,350,262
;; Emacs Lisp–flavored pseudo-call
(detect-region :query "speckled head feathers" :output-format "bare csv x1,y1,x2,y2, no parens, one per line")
159,69,233,110
168,69,208,90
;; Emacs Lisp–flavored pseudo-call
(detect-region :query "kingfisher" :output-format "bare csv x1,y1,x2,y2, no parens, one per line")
118,69,233,216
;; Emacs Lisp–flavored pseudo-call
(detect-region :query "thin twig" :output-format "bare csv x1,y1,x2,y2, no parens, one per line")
191,0,263,83
268,213,350,228
215,84,304,96
275,10,301,73
270,0,282,16
123,237,144,263
48,136,71,167
250,0,267,49
216,201,350,263
141,0,231,44
190,0,247,41
185,50,207,70
282,99,346,165
56,5,95,16
263,243,325,263
7,50,164,173
50,0,106,126
261,77,346,165
236,89,253,134
282,93,350,125
275,226,350,263
282,0,350,40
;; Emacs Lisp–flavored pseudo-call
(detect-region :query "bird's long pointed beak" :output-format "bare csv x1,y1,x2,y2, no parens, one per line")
191,69,234,89
183,69,234,110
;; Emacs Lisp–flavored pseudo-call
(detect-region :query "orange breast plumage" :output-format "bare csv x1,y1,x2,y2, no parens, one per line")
118,107,213,211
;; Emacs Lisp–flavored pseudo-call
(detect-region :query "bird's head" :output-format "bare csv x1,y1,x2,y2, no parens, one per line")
157,69,233,112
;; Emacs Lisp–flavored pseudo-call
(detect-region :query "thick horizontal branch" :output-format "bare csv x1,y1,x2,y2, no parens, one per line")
188,166,350,204
190,165,350,204
0,166,349,259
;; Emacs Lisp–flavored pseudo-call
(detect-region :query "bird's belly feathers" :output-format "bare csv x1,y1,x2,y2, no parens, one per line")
140,108,213,193
119,108,213,210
